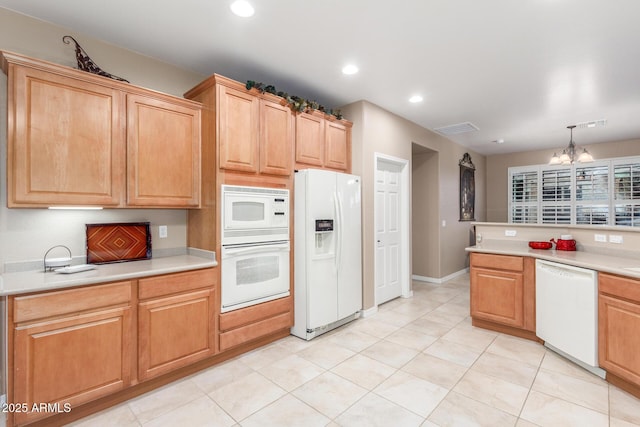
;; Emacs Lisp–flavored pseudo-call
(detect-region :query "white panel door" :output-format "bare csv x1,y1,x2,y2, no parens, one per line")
375,160,402,304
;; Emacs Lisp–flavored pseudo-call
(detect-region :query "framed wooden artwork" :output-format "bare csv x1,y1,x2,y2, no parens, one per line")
459,153,476,221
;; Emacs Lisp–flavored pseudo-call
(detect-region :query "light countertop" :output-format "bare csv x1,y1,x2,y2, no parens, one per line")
467,240,640,279
0,248,217,296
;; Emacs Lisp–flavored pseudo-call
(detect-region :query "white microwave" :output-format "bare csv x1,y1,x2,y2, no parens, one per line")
221,185,289,245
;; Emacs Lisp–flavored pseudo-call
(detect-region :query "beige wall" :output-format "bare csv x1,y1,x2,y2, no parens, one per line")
486,139,640,222
341,100,486,310
412,147,440,278
0,9,206,269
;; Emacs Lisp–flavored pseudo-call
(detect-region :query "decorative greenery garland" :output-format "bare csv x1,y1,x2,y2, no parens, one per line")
245,80,343,120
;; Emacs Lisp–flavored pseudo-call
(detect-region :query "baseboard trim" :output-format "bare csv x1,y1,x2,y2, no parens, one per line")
412,267,469,284
361,305,378,318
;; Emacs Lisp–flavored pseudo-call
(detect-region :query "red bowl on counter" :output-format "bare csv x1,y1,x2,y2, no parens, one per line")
529,241,553,250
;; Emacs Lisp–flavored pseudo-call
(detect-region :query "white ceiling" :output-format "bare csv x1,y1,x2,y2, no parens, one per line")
2,0,640,156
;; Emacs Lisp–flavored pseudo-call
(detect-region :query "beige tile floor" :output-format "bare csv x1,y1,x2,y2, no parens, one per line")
61,273,640,426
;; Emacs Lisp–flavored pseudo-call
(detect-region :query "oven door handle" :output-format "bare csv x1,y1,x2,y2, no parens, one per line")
223,242,290,257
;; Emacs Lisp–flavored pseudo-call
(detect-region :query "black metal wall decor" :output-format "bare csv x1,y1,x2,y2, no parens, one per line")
459,152,476,221
62,35,129,83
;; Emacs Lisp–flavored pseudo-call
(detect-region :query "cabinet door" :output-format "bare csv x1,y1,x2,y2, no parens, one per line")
13,306,132,425
127,94,201,207
599,294,640,384
218,85,259,173
295,112,324,167
324,120,350,170
471,267,524,328
260,99,293,176
138,288,216,381
8,64,125,207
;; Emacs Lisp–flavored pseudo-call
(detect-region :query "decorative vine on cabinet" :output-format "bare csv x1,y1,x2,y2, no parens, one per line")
1,50,201,208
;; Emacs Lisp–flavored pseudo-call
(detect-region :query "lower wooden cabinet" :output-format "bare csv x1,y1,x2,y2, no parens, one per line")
470,253,535,338
598,272,640,391
219,296,292,351
138,269,217,381
11,282,133,425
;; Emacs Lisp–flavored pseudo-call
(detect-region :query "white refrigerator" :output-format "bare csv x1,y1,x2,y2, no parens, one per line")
291,169,362,340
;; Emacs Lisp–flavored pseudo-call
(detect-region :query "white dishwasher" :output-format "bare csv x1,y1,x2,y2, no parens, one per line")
536,259,605,377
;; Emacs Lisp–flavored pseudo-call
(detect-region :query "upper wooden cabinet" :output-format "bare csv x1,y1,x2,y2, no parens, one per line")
324,120,350,170
260,99,293,176
295,112,324,167
5,58,126,207
218,84,260,173
1,51,201,208
127,94,200,207
295,110,352,172
187,75,293,179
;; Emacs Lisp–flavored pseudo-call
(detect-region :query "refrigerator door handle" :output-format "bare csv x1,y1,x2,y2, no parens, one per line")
336,191,344,273
333,192,341,273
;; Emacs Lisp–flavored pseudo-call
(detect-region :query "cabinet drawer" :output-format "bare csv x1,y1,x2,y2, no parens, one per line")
219,296,291,331
219,312,291,351
471,253,523,272
599,272,640,304
13,281,131,324
139,268,216,300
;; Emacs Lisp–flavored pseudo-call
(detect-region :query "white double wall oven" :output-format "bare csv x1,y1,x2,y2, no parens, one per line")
220,185,290,313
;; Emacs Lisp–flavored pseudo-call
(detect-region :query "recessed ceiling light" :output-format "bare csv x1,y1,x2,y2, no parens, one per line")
409,95,423,103
230,0,254,17
493,139,505,144
341,64,359,75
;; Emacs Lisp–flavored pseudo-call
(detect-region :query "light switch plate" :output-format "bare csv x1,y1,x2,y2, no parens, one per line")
505,230,517,237
159,225,168,238
594,234,607,242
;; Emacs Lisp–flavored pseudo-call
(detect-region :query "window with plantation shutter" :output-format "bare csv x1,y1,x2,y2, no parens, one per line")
509,167,538,223
613,161,640,226
541,167,572,224
575,162,609,225
508,156,640,227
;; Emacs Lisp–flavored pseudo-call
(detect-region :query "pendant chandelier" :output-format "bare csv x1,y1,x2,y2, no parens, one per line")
549,125,594,165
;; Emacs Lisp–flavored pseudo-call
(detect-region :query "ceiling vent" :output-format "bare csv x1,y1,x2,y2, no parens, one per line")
434,122,480,135
575,119,607,129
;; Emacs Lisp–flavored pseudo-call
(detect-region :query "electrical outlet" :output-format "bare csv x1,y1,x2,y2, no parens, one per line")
505,230,517,237
594,234,607,242
159,225,168,238
609,234,623,244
